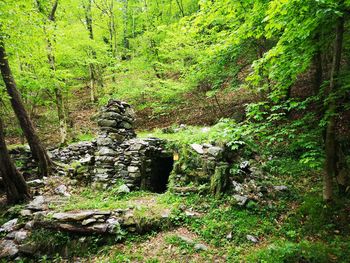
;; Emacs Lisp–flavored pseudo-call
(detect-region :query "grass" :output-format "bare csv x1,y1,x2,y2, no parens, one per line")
53,187,166,211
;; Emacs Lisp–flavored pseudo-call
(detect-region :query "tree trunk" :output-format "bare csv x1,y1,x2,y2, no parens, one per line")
0,42,52,178
122,0,130,60
175,0,185,17
0,116,30,204
50,0,68,145
324,15,344,202
84,0,98,102
54,87,68,145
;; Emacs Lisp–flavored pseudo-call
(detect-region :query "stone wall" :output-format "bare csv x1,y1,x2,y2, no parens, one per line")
50,141,96,179
8,146,38,178
114,138,173,192
31,99,172,191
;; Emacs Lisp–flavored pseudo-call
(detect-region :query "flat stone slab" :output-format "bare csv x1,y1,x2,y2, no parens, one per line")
52,210,111,222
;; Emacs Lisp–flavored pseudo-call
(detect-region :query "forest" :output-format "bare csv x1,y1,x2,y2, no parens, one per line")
0,0,350,262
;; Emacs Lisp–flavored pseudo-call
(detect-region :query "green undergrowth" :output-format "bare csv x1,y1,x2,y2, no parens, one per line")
52,187,176,212
138,119,245,147
92,186,350,262
99,57,193,114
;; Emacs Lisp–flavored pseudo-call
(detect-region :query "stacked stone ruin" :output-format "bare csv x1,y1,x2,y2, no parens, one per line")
5,100,247,196
94,100,136,185
93,100,173,190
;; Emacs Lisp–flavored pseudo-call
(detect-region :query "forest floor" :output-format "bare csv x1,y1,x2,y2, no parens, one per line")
1,145,350,262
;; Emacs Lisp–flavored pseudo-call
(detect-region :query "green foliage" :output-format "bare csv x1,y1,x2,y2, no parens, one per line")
246,240,334,263
164,235,196,253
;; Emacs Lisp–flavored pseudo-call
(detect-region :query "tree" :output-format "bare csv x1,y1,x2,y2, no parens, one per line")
324,12,344,201
0,39,53,179
248,0,350,201
0,115,30,204
83,0,99,102
36,0,69,145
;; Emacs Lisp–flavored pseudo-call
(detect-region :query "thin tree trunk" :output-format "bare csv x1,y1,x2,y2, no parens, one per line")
54,87,68,145
123,0,129,50
84,0,98,102
0,42,52,178
109,0,117,58
336,145,350,196
324,15,344,202
89,65,96,102
37,0,68,145
122,0,130,60
175,0,185,17
0,117,30,204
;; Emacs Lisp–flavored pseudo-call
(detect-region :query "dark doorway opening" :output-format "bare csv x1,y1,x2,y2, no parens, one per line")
149,156,174,193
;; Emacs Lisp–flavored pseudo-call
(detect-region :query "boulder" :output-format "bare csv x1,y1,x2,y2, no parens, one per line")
246,234,259,243
27,196,47,211
14,230,30,243
0,240,18,258
97,119,118,128
97,147,117,156
127,166,139,173
194,243,208,251
82,218,97,226
207,146,223,157
0,218,19,233
190,144,204,154
274,185,288,191
233,195,248,206
55,185,70,197
27,179,44,187
117,184,130,193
